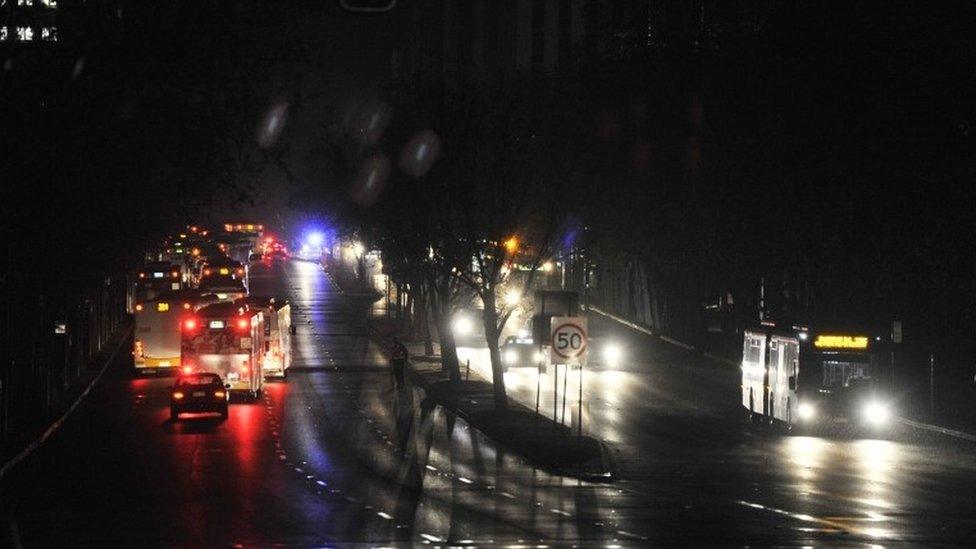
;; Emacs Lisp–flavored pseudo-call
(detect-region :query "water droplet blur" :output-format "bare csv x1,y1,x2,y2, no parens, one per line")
72,57,85,80
350,154,390,207
256,102,289,149
398,130,440,178
358,101,391,145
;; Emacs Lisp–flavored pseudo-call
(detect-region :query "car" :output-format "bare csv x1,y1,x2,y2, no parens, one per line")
170,373,229,421
500,335,546,371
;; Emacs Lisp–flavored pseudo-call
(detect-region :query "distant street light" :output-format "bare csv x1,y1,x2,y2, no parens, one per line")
504,237,519,254
542,261,554,273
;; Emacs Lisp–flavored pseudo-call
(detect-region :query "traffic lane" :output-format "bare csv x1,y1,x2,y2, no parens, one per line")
0,338,347,546
459,340,976,543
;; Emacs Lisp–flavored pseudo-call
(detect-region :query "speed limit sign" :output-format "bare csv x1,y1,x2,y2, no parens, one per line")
550,317,588,365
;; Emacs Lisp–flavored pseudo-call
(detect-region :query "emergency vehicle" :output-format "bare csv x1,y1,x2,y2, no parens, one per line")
237,296,292,379
180,302,265,400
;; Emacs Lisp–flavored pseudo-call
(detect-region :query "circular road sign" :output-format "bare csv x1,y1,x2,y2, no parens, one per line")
550,317,588,364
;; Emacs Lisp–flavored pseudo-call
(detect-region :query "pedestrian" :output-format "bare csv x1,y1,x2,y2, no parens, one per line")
391,336,408,388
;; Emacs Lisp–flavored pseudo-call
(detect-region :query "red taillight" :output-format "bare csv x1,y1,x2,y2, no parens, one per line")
236,268,244,276
138,272,145,279
237,318,249,330
214,391,226,399
183,318,198,331
204,268,212,276
181,365,193,375
135,304,143,312
182,302,191,310
173,391,185,400
171,271,179,278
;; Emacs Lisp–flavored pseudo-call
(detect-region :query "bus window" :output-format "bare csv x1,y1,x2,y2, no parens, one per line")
822,360,871,388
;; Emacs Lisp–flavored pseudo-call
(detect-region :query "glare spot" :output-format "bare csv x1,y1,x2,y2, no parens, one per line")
256,102,289,149
398,129,441,178
350,154,390,207
71,57,85,80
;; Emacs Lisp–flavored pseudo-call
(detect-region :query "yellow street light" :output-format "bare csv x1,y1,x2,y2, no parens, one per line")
503,237,519,254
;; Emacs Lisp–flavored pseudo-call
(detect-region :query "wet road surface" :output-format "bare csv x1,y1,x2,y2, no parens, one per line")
2,258,976,545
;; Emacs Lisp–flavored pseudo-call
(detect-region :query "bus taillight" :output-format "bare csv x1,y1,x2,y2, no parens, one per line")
181,364,193,375
183,318,198,331
236,318,249,330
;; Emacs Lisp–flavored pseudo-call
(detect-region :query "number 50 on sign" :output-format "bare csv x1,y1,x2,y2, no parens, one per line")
550,317,588,365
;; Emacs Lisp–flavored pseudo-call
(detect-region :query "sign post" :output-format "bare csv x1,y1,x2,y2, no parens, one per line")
550,317,587,438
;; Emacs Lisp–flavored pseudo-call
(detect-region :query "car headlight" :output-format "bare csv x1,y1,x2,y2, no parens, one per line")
601,343,622,366
797,402,816,421
863,402,890,426
503,350,518,364
452,316,473,336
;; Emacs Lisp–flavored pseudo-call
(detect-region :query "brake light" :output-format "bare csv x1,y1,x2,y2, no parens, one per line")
183,302,191,310
183,318,198,331
237,318,249,330
214,391,226,399
171,271,179,278
135,304,143,312
138,272,145,279
236,268,244,276
181,365,193,375
173,391,185,399
204,268,212,276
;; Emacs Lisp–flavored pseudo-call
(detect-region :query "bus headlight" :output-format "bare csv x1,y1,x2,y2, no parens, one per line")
503,350,518,365
863,402,891,426
797,402,816,421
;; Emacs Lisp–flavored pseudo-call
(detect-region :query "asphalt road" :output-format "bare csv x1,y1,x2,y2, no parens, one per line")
2,258,976,545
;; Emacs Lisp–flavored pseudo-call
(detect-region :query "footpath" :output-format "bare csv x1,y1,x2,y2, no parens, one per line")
324,269,614,481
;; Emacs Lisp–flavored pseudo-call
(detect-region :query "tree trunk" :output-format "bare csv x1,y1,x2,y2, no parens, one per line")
430,278,461,382
419,284,434,356
481,288,507,409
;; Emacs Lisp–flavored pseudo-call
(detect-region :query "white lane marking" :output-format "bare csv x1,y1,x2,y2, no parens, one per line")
616,530,647,540
425,465,437,471
0,325,132,482
419,533,442,543
457,476,474,484
316,480,328,487
552,509,572,517
377,511,393,520
900,417,976,442
500,492,516,499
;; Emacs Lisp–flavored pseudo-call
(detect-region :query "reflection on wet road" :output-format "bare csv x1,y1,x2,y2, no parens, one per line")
2,258,975,545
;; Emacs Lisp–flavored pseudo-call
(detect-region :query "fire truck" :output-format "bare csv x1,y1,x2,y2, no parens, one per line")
180,302,265,400
237,296,292,379
742,323,893,434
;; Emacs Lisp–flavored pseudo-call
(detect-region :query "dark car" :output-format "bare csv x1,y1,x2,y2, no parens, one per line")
500,335,545,371
171,373,229,421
